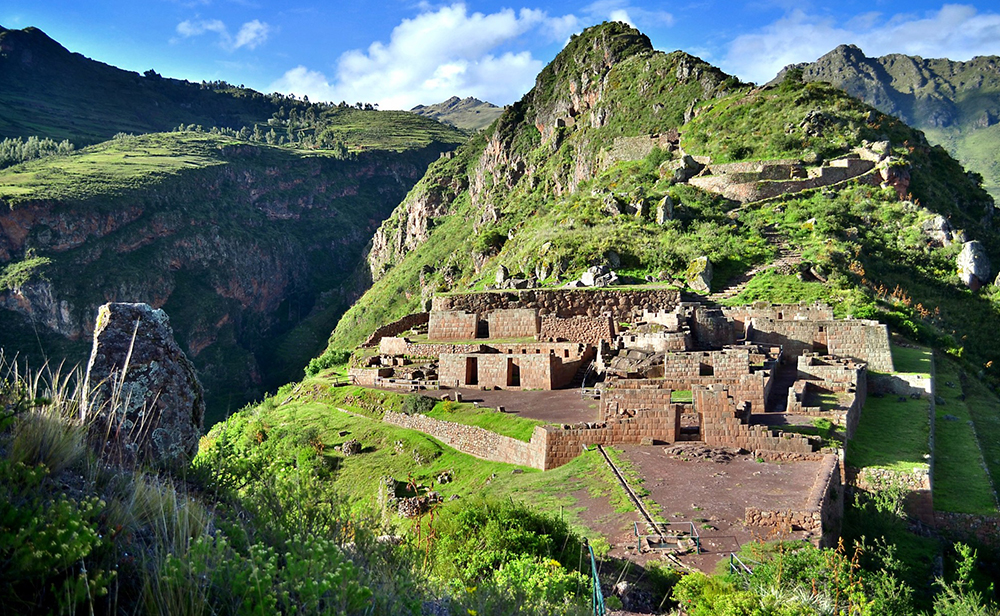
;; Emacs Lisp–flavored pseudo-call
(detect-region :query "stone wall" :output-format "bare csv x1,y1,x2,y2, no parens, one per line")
432,288,681,320
689,159,877,203
428,310,478,341
697,385,816,454
361,312,429,348
933,512,1000,548
488,308,540,339
536,410,683,469
869,372,932,396
348,367,392,387
439,352,571,390
744,453,843,545
383,411,545,469
541,314,616,344
746,317,893,373
723,303,835,332
618,330,689,353
379,337,485,357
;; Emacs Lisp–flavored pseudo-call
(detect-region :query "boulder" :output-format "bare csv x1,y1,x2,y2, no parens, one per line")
878,159,911,199
580,265,610,287
921,215,953,246
656,195,674,224
686,256,713,294
495,264,510,285
957,241,992,290
660,154,703,183
83,303,204,469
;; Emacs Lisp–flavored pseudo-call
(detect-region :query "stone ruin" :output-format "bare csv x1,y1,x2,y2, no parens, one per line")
352,289,890,464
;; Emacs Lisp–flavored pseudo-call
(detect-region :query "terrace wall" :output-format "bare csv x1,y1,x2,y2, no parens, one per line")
361,312,429,348
541,314,616,344
428,310,478,341
488,308,540,339
383,411,545,469
744,453,843,546
432,288,681,320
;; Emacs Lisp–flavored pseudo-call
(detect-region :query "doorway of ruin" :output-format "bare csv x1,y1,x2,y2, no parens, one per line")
507,358,521,387
466,357,479,385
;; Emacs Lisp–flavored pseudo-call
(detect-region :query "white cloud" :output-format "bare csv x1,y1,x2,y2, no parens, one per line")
175,17,270,52
233,19,270,50
723,4,1000,84
268,1,674,109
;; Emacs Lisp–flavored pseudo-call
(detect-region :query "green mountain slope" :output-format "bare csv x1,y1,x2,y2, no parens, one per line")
0,130,461,423
773,45,1000,201
326,23,1000,389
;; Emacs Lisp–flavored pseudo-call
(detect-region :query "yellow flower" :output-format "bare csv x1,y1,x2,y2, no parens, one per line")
465,586,477,594
467,610,478,616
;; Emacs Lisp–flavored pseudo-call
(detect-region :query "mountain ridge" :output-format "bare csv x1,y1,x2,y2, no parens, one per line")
772,45,1000,200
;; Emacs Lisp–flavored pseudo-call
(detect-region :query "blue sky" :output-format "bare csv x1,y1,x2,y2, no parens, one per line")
3,1,1000,109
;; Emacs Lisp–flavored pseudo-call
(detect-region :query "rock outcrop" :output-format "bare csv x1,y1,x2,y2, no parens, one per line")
957,241,992,291
83,303,204,469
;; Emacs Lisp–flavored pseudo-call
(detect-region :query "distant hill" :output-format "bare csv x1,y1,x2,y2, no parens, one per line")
773,45,1000,201
410,96,504,132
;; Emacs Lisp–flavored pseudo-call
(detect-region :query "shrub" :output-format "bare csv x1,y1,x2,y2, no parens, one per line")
305,348,351,377
401,394,437,415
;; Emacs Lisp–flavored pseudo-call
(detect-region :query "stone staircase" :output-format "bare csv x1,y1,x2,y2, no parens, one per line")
708,225,802,302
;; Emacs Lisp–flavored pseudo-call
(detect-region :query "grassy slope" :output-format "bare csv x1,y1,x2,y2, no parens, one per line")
204,378,625,550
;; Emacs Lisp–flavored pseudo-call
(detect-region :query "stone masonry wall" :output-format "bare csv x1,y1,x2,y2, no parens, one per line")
747,318,893,373
428,310,478,341
697,386,816,453
348,367,392,387
439,353,556,390
537,409,683,469
541,314,616,344
619,331,690,353
933,512,1000,548
379,337,485,357
383,411,545,469
433,288,681,320
488,308,540,339
361,312,430,348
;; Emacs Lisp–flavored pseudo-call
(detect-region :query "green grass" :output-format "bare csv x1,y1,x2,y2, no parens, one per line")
206,389,623,552
846,395,930,472
933,356,998,514
722,271,849,314
425,401,548,442
670,390,693,403
891,344,932,375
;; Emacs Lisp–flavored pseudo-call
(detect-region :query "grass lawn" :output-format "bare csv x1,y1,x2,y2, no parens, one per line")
891,344,933,375
425,401,548,442
934,355,998,514
846,394,929,473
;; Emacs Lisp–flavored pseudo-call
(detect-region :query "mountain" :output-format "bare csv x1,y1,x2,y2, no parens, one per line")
0,25,289,145
0,26,468,422
410,96,505,132
773,45,1000,201
325,22,999,386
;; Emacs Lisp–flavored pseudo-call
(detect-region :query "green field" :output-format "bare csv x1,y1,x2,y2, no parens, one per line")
847,394,929,473
891,344,933,375
933,355,999,514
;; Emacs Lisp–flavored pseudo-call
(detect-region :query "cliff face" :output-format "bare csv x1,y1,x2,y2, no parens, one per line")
774,46,1000,200
0,133,453,423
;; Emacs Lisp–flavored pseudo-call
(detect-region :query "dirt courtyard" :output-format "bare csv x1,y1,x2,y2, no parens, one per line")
444,387,601,424
615,444,821,572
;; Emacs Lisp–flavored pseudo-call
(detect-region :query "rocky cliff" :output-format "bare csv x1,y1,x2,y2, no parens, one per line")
0,132,456,423
410,96,503,132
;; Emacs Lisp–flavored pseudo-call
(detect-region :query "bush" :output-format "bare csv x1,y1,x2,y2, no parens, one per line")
401,394,437,415
305,348,351,377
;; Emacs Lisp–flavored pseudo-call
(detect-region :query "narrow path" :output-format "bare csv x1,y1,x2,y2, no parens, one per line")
708,224,802,302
